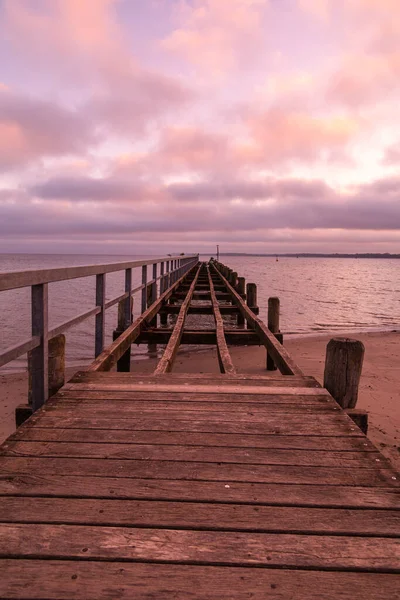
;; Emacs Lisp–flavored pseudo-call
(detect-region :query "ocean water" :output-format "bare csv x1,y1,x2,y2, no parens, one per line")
0,253,399,373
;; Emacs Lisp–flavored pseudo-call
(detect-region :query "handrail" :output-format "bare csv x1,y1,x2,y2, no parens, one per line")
0,253,199,410
0,254,198,291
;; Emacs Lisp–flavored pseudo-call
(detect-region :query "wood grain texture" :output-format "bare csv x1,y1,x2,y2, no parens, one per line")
1,475,398,508
155,264,201,374
0,560,398,600
1,523,399,571
207,265,236,374
0,457,396,486
1,497,399,536
1,441,384,468
8,427,377,450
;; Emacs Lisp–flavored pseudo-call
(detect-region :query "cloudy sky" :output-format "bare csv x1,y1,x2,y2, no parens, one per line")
1,0,400,255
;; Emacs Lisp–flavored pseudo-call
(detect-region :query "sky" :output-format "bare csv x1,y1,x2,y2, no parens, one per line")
1,0,400,255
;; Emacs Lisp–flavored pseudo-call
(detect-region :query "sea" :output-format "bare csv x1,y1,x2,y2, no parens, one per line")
0,253,399,374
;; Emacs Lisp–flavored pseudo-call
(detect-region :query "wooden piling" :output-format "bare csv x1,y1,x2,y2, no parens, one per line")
267,297,280,371
17,333,66,427
323,338,365,409
112,297,133,372
231,271,238,288
236,277,245,326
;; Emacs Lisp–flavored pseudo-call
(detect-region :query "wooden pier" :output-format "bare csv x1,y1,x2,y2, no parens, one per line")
0,258,399,599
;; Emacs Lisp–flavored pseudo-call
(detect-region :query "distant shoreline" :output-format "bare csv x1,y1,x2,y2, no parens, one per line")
217,253,400,258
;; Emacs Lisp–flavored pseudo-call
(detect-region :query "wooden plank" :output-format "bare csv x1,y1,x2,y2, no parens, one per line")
211,263,303,376
207,266,236,374
87,262,198,372
62,382,330,396
9,427,378,451
55,390,334,405
0,561,398,600
136,329,262,346
1,523,399,571
22,413,365,436
1,442,383,468
155,265,201,374
2,497,399,536
42,400,339,415
70,371,321,385
0,457,396,486
1,475,398,508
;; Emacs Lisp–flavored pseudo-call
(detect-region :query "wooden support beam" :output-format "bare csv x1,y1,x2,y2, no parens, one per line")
87,263,199,372
154,265,202,374
136,329,262,346
211,263,303,376
207,266,236,375
160,305,239,315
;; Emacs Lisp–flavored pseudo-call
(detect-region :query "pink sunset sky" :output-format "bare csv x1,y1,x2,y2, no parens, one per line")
1,0,400,254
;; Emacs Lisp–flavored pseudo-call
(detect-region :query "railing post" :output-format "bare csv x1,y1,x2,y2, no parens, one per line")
267,297,280,371
95,274,105,357
30,283,48,412
141,265,147,314
160,262,165,294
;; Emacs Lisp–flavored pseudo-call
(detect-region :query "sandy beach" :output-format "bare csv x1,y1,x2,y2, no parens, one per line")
1,330,399,469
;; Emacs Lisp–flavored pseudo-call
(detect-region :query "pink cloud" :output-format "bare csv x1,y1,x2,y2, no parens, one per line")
162,0,267,77
0,89,96,171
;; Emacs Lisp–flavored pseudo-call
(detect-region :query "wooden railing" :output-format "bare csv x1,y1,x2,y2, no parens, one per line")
0,254,198,411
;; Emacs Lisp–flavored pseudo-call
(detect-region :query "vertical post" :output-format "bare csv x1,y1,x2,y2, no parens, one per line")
246,283,257,329
30,283,48,412
231,271,238,288
267,297,280,371
237,277,245,326
246,283,257,312
95,274,106,357
152,263,157,305
124,268,132,329
48,334,65,396
160,262,165,294
217,245,219,261
141,265,147,314
113,268,133,372
324,338,365,409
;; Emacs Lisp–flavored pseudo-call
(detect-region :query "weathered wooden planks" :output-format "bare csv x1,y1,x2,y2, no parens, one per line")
2,497,399,536
1,475,398,508
207,265,236,374
155,264,201,374
1,441,384,468
0,561,398,600
1,523,399,571
0,456,396,486
7,426,377,450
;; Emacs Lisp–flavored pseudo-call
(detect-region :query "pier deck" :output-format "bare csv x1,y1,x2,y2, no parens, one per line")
0,260,399,598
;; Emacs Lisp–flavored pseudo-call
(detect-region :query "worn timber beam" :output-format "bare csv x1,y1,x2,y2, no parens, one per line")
207,265,236,375
87,262,199,372
211,262,303,376
136,329,261,345
154,264,202,374
160,305,239,315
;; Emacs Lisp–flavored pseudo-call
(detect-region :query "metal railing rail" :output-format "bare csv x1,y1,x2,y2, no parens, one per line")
0,254,198,410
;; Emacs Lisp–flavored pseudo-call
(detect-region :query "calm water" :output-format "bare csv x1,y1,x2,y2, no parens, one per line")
0,253,399,373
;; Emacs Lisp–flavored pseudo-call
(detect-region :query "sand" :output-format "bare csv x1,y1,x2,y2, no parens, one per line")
1,330,399,469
